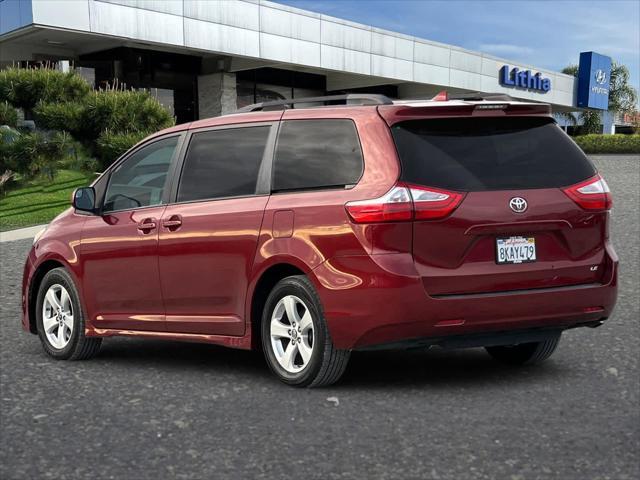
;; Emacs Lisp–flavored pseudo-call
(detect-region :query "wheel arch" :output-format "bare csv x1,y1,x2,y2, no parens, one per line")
249,262,307,350
27,259,66,334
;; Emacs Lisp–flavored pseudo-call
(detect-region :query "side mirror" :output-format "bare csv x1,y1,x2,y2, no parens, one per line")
72,187,96,213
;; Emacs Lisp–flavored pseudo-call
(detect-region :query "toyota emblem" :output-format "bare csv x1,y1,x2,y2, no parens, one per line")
509,197,528,213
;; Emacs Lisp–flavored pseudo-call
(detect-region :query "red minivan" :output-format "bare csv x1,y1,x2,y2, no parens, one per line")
21,93,618,387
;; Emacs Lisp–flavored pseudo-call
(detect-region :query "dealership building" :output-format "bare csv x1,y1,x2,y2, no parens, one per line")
0,0,627,132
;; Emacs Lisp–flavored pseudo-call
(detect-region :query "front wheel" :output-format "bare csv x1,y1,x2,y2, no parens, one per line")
261,275,350,387
35,267,102,360
485,334,561,366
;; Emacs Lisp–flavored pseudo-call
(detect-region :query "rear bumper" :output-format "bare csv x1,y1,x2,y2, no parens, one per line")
313,244,618,350
355,322,601,352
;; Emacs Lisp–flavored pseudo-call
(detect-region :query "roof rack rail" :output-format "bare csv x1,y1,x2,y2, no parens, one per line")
236,93,393,113
447,92,516,102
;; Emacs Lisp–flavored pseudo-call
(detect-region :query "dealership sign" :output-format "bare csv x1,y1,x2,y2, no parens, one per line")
577,51,611,110
499,65,551,93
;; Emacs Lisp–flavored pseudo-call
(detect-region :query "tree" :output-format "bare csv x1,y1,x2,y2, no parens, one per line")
608,62,638,114
560,65,601,134
560,61,639,134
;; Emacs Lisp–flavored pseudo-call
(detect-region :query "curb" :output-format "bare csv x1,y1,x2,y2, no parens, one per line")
0,224,46,243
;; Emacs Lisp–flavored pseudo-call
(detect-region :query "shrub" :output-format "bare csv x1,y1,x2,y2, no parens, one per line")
79,88,174,141
0,129,77,180
63,141,99,173
33,100,83,133
0,101,18,127
573,134,640,154
0,127,20,172
2,66,175,176
34,87,174,169
96,130,150,170
0,66,91,111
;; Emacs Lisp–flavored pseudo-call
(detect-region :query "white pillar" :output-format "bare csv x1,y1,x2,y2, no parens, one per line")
602,111,616,135
56,60,70,73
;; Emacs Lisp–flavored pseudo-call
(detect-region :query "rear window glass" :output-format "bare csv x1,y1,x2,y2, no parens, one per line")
392,117,595,191
273,120,363,192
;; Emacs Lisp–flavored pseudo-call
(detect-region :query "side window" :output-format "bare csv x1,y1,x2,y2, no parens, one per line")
177,126,270,203
103,136,178,212
273,120,363,192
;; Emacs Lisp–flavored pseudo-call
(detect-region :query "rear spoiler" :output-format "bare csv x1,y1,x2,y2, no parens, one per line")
432,91,517,102
378,101,552,126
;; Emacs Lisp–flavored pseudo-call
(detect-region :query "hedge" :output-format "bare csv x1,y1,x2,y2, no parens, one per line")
573,134,640,154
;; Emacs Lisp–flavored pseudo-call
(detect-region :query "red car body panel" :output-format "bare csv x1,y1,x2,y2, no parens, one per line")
22,102,619,353
80,206,168,332
413,188,608,296
158,196,269,336
313,244,617,349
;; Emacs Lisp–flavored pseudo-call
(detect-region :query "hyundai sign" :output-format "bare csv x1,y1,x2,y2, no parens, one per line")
577,52,611,110
500,66,551,93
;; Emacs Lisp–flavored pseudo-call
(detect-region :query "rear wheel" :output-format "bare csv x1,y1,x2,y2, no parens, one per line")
36,267,102,360
485,334,561,366
261,275,350,387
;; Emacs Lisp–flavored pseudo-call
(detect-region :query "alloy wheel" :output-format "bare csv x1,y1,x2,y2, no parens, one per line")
42,284,74,349
270,295,315,373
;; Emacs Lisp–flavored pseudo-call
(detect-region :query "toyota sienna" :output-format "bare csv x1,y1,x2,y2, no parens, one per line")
21,93,618,387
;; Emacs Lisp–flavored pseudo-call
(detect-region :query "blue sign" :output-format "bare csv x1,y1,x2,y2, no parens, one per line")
500,65,551,93
577,52,611,110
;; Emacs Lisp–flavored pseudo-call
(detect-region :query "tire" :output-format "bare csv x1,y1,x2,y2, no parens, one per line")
485,334,561,366
261,275,350,387
35,267,102,360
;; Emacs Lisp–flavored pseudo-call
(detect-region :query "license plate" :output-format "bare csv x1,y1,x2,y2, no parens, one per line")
496,236,536,264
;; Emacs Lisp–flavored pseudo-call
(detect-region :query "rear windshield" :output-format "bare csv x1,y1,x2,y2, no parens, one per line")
392,117,595,191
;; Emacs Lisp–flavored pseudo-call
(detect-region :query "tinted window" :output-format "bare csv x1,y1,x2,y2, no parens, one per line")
392,117,596,191
177,126,270,202
273,120,363,191
103,136,178,212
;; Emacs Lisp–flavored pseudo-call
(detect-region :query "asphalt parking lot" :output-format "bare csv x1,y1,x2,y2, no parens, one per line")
0,155,638,480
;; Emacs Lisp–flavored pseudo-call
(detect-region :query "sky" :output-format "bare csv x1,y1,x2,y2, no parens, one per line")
279,0,640,93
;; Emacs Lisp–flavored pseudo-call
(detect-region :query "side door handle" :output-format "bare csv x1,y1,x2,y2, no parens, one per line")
137,218,157,232
162,215,182,230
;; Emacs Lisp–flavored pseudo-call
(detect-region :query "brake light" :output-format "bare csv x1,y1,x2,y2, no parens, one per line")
563,174,612,211
408,184,466,220
432,90,448,101
344,185,413,223
345,183,465,223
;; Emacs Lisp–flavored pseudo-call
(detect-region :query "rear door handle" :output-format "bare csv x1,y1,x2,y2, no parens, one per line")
137,218,157,232
162,215,182,230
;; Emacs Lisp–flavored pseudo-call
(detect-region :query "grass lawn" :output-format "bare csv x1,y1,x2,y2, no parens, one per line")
0,170,97,232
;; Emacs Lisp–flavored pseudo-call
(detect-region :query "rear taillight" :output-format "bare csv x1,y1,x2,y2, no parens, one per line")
345,183,465,223
408,184,466,220
563,174,612,211
344,185,413,223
